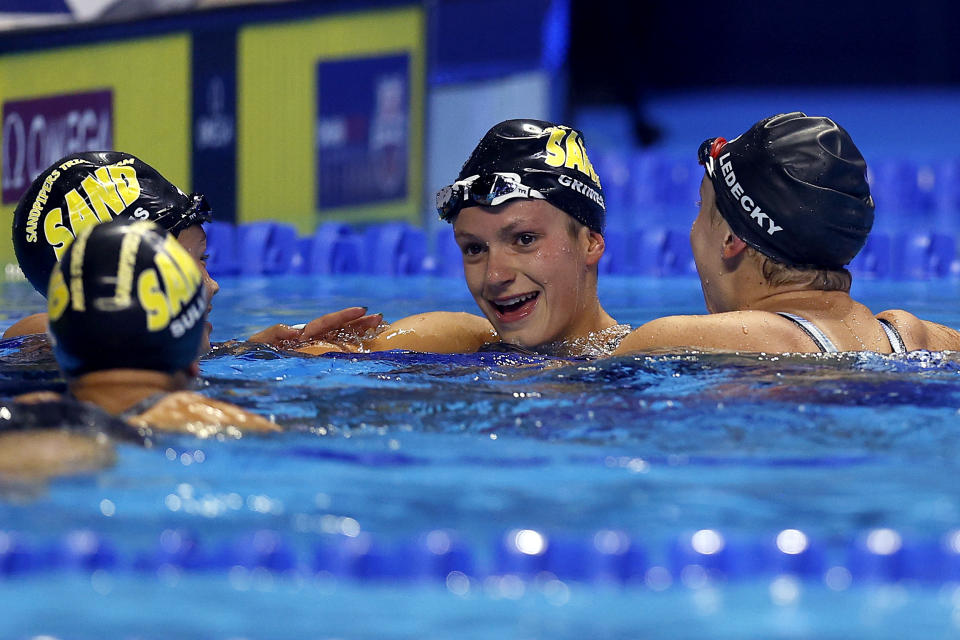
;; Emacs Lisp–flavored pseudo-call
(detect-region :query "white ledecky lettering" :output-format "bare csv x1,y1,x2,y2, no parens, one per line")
750,206,769,225
718,154,783,235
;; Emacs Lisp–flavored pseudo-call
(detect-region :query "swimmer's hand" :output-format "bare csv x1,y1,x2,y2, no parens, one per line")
300,307,383,341
247,306,381,350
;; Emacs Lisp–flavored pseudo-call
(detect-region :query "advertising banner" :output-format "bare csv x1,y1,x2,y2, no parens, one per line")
2,89,113,205
0,35,190,270
192,27,238,224
238,6,425,231
315,54,409,210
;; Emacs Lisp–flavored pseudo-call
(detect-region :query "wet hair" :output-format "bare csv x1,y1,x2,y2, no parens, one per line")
757,254,852,292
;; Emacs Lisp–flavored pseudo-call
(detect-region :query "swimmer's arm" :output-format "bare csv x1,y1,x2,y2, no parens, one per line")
127,392,281,435
3,313,48,339
361,312,499,353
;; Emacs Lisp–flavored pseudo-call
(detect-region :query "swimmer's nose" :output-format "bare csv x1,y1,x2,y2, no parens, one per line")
203,265,220,300
483,246,516,290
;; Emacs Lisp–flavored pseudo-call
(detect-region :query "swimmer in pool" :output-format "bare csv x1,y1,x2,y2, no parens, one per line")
18,217,279,436
5,151,379,350
613,112,960,354
296,119,628,357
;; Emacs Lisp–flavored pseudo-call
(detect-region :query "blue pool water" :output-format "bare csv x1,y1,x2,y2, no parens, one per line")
3,274,960,639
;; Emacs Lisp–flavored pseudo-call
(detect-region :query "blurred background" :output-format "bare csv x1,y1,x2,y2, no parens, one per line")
2,0,959,280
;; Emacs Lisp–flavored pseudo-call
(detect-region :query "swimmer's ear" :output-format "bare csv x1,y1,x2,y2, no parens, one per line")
584,230,605,266
187,362,201,378
721,232,747,260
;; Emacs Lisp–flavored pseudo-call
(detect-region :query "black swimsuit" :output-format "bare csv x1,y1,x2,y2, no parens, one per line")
776,312,907,354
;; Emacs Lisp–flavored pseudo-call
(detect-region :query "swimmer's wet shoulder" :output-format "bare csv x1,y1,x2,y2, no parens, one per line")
125,392,279,436
875,309,960,351
615,311,819,354
2,313,47,339
69,369,279,436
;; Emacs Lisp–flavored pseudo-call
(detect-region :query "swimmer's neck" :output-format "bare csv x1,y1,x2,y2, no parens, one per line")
69,369,192,415
741,289,855,314
554,301,619,344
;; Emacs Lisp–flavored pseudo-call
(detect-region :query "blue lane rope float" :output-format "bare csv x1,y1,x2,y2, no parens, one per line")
2,527,960,586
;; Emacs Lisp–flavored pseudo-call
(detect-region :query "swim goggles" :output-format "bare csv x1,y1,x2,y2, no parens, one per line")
153,193,214,236
436,173,545,220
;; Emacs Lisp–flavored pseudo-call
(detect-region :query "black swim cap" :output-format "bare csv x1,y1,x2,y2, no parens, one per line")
698,112,874,270
13,151,212,295
437,119,606,232
47,219,208,378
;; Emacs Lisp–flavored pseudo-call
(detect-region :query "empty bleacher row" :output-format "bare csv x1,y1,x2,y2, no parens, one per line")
205,220,957,280
206,151,960,279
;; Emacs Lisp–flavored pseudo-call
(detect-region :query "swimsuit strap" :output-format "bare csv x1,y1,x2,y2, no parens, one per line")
878,318,907,354
118,392,169,420
775,312,839,353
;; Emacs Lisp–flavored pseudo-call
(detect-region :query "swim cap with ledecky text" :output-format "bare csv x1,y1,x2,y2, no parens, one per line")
698,112,874,270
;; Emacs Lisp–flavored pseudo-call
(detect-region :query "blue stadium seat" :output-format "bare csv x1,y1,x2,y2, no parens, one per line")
236,222,299,276
592,150,632,232
289,237,312,275
848,232,892,279
363,223,427,275
308,223,362,275
934,159,960,224
891,231,956,279
599,228,627,274
632,227,668,276
660,228,697,276
431,227,464,278
204,221,240,277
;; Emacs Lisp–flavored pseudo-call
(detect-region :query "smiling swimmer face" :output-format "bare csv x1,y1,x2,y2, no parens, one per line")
453,199,604,348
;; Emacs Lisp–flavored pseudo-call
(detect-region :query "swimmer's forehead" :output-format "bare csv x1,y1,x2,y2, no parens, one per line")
453,200,566,237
